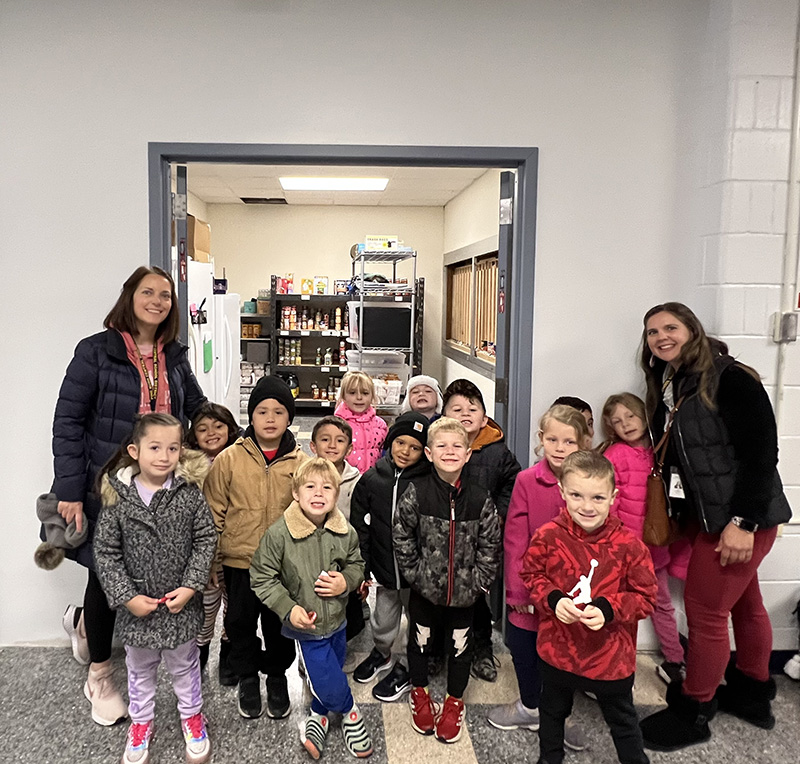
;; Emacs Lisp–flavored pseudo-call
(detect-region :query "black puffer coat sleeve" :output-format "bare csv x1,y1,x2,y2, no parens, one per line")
717,364,780,524
350,477,373,579
52,337,101,503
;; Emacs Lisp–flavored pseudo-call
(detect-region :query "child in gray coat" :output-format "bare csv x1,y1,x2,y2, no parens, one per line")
94,413,216,764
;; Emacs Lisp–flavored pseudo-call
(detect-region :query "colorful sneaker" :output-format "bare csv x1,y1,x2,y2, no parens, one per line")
408,686,438,736
372,663,411,702
181,713,211,764
486,698,539,731
237,675,263,719
342,704,373,758
353,648,392,683
62,604,90,665
122,720,153,764
302,711,329,760
657,661,687,685
435,695,465,743
84,663,128,726
564,716,588,751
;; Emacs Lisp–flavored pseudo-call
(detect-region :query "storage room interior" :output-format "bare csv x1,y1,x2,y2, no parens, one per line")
181,163,506,426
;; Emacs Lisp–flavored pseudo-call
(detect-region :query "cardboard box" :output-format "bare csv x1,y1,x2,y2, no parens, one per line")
187,215,211,261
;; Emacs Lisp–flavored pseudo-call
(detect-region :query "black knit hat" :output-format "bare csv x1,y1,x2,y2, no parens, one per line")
384,411,430,452
248,376,295,424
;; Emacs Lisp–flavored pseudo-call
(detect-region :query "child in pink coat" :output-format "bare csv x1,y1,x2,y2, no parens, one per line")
486,404,592,745
334,372,388,474
600,392,692,685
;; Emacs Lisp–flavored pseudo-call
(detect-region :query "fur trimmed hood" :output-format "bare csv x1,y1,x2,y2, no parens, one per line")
100,447,209,507
283,500,349,539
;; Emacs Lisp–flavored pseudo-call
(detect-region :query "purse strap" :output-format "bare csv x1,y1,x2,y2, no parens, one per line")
652,396,686,470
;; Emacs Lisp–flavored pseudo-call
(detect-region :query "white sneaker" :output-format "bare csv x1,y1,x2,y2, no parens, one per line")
84,663,128,726
784,653,800,680
62,605,90,665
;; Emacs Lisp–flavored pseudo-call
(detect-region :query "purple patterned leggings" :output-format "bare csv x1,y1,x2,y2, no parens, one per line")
125,639,203,723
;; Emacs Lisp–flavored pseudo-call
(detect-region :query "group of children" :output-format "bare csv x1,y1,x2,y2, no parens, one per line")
81,366,688,764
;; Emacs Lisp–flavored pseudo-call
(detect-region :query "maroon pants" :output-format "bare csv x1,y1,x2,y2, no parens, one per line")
683,526,777,702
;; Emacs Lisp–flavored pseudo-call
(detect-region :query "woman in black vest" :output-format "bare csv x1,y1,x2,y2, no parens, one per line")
51,266,206,725
637,302,790,752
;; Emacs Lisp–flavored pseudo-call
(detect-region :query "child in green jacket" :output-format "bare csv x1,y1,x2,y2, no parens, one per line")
249,457,371,760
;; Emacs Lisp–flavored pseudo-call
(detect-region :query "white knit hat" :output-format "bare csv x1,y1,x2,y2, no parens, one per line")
400,374,443,415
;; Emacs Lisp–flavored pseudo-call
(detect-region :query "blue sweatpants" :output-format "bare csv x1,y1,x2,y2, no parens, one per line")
299,626,354,716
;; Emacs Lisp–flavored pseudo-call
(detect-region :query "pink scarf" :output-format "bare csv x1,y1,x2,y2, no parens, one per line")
120,331,172,414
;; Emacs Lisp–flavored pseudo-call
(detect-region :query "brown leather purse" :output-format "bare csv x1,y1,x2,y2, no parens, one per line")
643,398,685,547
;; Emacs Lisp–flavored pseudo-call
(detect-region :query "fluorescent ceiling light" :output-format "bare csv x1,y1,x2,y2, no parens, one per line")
279,177,389,191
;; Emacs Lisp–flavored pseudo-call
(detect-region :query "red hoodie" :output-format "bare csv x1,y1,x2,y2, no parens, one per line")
521,508,656,681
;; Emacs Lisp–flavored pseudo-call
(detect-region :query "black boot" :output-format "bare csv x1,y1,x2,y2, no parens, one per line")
640,682,716,752
218,640,238,687
716,663,776,729
198,643,210,672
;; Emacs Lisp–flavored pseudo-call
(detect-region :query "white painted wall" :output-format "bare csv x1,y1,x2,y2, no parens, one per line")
0,0,754,643
205,203,444,379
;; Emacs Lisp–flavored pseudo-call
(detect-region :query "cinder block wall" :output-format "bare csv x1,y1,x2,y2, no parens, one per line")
699,0,800,651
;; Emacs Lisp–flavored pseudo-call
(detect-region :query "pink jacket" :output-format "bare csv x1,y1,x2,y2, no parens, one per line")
604,441,691,579
504,459,564,631
334,402,388,474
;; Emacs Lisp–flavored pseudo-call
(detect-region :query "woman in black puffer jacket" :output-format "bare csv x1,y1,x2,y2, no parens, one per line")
51,265,206,726
637,302,791,753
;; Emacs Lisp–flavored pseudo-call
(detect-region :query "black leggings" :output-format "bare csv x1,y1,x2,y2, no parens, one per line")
407,590,475,698
84,569,116,664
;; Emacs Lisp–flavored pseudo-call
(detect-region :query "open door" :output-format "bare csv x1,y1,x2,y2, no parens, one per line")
493,170,515,431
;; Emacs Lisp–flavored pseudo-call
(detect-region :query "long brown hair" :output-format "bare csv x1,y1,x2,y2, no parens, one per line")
104,266,180,344
639,302,752,417
598,392,649,452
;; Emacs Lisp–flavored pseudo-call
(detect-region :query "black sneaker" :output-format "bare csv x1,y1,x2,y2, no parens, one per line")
372,663,411,702
353,648,393,683
238,675,263,719
657,661,687,685
218,641,238,687
198,643,210,673
470,649,500,682
266,675,291,719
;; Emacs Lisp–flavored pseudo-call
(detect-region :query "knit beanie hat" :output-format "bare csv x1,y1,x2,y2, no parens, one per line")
384,411,430,452
399,374,443,415
248,375,296,424
34,493,89,570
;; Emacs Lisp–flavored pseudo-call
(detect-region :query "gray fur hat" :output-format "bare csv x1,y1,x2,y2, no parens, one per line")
34,493,88,570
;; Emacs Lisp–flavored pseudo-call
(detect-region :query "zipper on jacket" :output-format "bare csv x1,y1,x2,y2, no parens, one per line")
391,470,402,589
674,417,710,533
317,531,329,626
447,490,456,606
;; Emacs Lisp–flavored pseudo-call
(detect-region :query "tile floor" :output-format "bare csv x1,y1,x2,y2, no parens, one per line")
3,619,798,764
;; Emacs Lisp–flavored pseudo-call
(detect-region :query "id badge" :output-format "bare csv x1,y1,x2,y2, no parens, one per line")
669,468,685,499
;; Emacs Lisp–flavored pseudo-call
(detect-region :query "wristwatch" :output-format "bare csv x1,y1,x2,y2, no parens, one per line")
731,516,758,533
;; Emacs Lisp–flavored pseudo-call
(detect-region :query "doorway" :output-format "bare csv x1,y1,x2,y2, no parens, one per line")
148,143,538,461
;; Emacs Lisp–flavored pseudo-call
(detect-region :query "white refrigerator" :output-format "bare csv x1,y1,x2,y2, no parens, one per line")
186,260,241,416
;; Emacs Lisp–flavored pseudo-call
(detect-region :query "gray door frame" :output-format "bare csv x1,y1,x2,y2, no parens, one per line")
147,142,538,461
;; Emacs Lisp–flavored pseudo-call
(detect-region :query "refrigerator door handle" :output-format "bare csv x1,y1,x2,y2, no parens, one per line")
223,313,233,397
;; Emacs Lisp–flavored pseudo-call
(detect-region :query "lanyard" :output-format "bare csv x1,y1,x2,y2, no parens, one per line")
135,344,158,411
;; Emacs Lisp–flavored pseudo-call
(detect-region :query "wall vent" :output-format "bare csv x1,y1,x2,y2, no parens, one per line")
240,197,287,204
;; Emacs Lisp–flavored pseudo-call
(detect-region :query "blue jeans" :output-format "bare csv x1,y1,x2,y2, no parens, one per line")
299,626,353,715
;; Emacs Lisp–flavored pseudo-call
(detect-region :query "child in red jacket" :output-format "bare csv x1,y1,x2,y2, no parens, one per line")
521,451,657,764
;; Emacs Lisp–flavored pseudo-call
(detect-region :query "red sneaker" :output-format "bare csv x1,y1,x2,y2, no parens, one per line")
409,686,437,736
435,695,465,743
